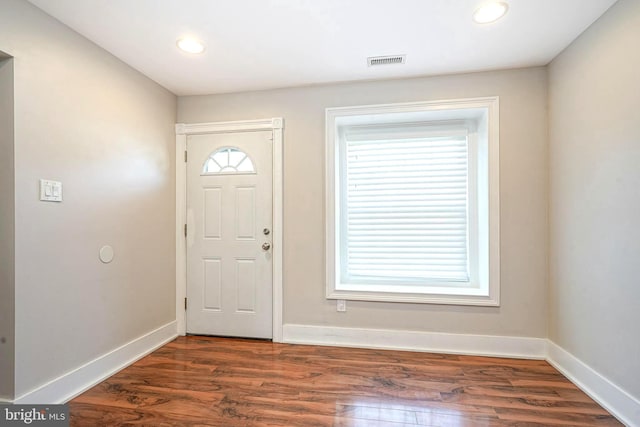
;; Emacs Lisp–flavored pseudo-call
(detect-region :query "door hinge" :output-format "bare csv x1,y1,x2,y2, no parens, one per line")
184,150,188,162
184,223,187,237
184,297,187,310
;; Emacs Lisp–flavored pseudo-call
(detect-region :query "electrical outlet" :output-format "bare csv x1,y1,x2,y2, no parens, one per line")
336,299,346,312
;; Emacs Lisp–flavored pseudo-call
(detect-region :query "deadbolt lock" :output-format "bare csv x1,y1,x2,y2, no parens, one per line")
263,228,271,235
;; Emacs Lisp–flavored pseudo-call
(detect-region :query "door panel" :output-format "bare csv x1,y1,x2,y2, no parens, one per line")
186,131,273,339
203,188,222,238
203,258,222,310
236,259,257,312
235,186,256,239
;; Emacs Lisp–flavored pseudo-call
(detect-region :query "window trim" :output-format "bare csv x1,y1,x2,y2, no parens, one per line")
325,97,500,306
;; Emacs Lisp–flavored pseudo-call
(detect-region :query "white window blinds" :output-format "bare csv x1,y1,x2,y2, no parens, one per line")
341,126,470,285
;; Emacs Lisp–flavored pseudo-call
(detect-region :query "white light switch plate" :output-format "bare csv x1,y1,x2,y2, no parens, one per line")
40,179,63,202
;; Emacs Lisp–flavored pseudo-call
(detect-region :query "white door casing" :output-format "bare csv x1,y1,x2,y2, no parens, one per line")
175,118,284,341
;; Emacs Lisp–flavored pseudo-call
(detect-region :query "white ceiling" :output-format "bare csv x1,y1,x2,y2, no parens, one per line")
27,0,617,96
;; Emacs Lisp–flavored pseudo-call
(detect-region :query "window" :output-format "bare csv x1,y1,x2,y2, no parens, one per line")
203,147,255,174
326,98,500,306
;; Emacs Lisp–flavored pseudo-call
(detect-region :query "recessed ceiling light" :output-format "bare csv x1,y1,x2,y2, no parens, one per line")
473,2,509,24
177,37,205,54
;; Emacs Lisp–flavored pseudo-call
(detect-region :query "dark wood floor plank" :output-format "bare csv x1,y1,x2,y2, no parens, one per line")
69,336,622,426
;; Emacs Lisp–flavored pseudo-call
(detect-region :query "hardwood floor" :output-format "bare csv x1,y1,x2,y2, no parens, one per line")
69,336,621,426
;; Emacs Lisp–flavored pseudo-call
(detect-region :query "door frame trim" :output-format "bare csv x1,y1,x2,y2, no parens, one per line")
175,118,284,342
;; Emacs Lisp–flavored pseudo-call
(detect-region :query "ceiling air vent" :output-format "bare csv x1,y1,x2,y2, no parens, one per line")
367,55,406,67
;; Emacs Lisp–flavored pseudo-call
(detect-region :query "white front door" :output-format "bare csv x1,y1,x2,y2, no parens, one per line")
186,130,273,339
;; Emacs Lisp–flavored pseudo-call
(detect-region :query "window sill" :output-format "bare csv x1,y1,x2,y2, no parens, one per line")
327,286,499,307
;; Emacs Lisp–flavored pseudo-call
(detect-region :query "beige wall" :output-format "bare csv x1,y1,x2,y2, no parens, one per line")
549,0,640,399
0,0,177,397
0,55,15,400
178,67,549,338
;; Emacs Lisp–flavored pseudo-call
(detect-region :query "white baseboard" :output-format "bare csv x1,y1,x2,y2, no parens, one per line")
547,341,639,427
13,321,178,405
282,324,547,359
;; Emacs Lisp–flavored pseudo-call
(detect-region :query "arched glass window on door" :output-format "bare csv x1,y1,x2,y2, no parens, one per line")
202,147,255,174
